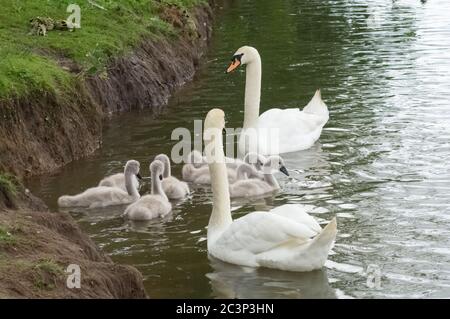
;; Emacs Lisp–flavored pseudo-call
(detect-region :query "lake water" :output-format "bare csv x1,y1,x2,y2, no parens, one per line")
28,0,450,298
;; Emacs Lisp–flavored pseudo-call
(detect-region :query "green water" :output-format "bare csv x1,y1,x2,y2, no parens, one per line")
28,0,450,298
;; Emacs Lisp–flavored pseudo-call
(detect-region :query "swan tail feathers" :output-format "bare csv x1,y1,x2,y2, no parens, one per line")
310,217,337,249
302,89,329,120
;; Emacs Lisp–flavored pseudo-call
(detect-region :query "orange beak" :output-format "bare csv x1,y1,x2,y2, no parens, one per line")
226,59,241,73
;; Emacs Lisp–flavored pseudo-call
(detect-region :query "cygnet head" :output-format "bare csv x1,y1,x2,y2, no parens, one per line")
244,152,266,171
226,46,260,73
262,155,289,176
150,160,165,181
125,160,142,179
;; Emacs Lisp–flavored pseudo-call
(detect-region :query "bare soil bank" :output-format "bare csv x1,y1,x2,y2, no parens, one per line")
0,189,146,298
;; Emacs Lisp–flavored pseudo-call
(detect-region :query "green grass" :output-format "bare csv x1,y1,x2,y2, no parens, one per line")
0,0,204,98
33,258,64,290
33,258,64,276
0,173,18,197
0,227,16,246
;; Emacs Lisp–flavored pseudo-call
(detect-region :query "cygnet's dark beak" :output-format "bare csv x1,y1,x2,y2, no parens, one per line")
136,173,143,180
279,166,289,176
159,175,163,181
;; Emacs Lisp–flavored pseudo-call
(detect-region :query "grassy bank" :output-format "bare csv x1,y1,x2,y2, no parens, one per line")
0,0,204,99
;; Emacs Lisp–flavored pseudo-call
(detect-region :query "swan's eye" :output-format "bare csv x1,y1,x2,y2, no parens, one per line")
227,54,244,73
231,53,244,62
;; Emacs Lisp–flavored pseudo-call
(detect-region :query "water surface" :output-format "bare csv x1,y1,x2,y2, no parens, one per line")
28,0,450,298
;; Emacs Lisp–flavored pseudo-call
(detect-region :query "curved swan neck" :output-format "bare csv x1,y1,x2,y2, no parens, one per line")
243,55,262,129
156,155,171,178
163,159,171,178
205,130,232,244
151,173,167,200
125,171,140,199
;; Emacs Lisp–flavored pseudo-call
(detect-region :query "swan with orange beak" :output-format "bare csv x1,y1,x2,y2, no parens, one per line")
225,46,329,155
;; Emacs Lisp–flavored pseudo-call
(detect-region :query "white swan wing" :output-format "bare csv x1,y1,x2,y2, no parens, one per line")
214,212,317,255
269,204,322,234
256,108,325,154
252,91,329,154
258,108,322,133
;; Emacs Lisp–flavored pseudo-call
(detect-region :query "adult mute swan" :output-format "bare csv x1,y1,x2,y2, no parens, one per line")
226,46,329,155
154,154,190,200
58,160,141,208
204,108,337,271
123,160,172,221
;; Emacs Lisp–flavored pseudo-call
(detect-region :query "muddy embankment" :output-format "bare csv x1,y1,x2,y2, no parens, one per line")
0,189,146,298
0,5,213,178
0,4,213,298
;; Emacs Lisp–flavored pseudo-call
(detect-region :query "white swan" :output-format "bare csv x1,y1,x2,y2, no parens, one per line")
58,160,141,208
204,108,337,272
230,156,289,198
226,46,329,155
154,154,189,200
123,160,172,221
98,170,140,192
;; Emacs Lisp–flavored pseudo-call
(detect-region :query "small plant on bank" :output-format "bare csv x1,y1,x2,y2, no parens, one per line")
0,227,16,246
32,258,64,291
0,173,19,208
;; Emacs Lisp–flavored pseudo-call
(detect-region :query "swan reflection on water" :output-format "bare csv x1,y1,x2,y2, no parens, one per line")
207,256,336,299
